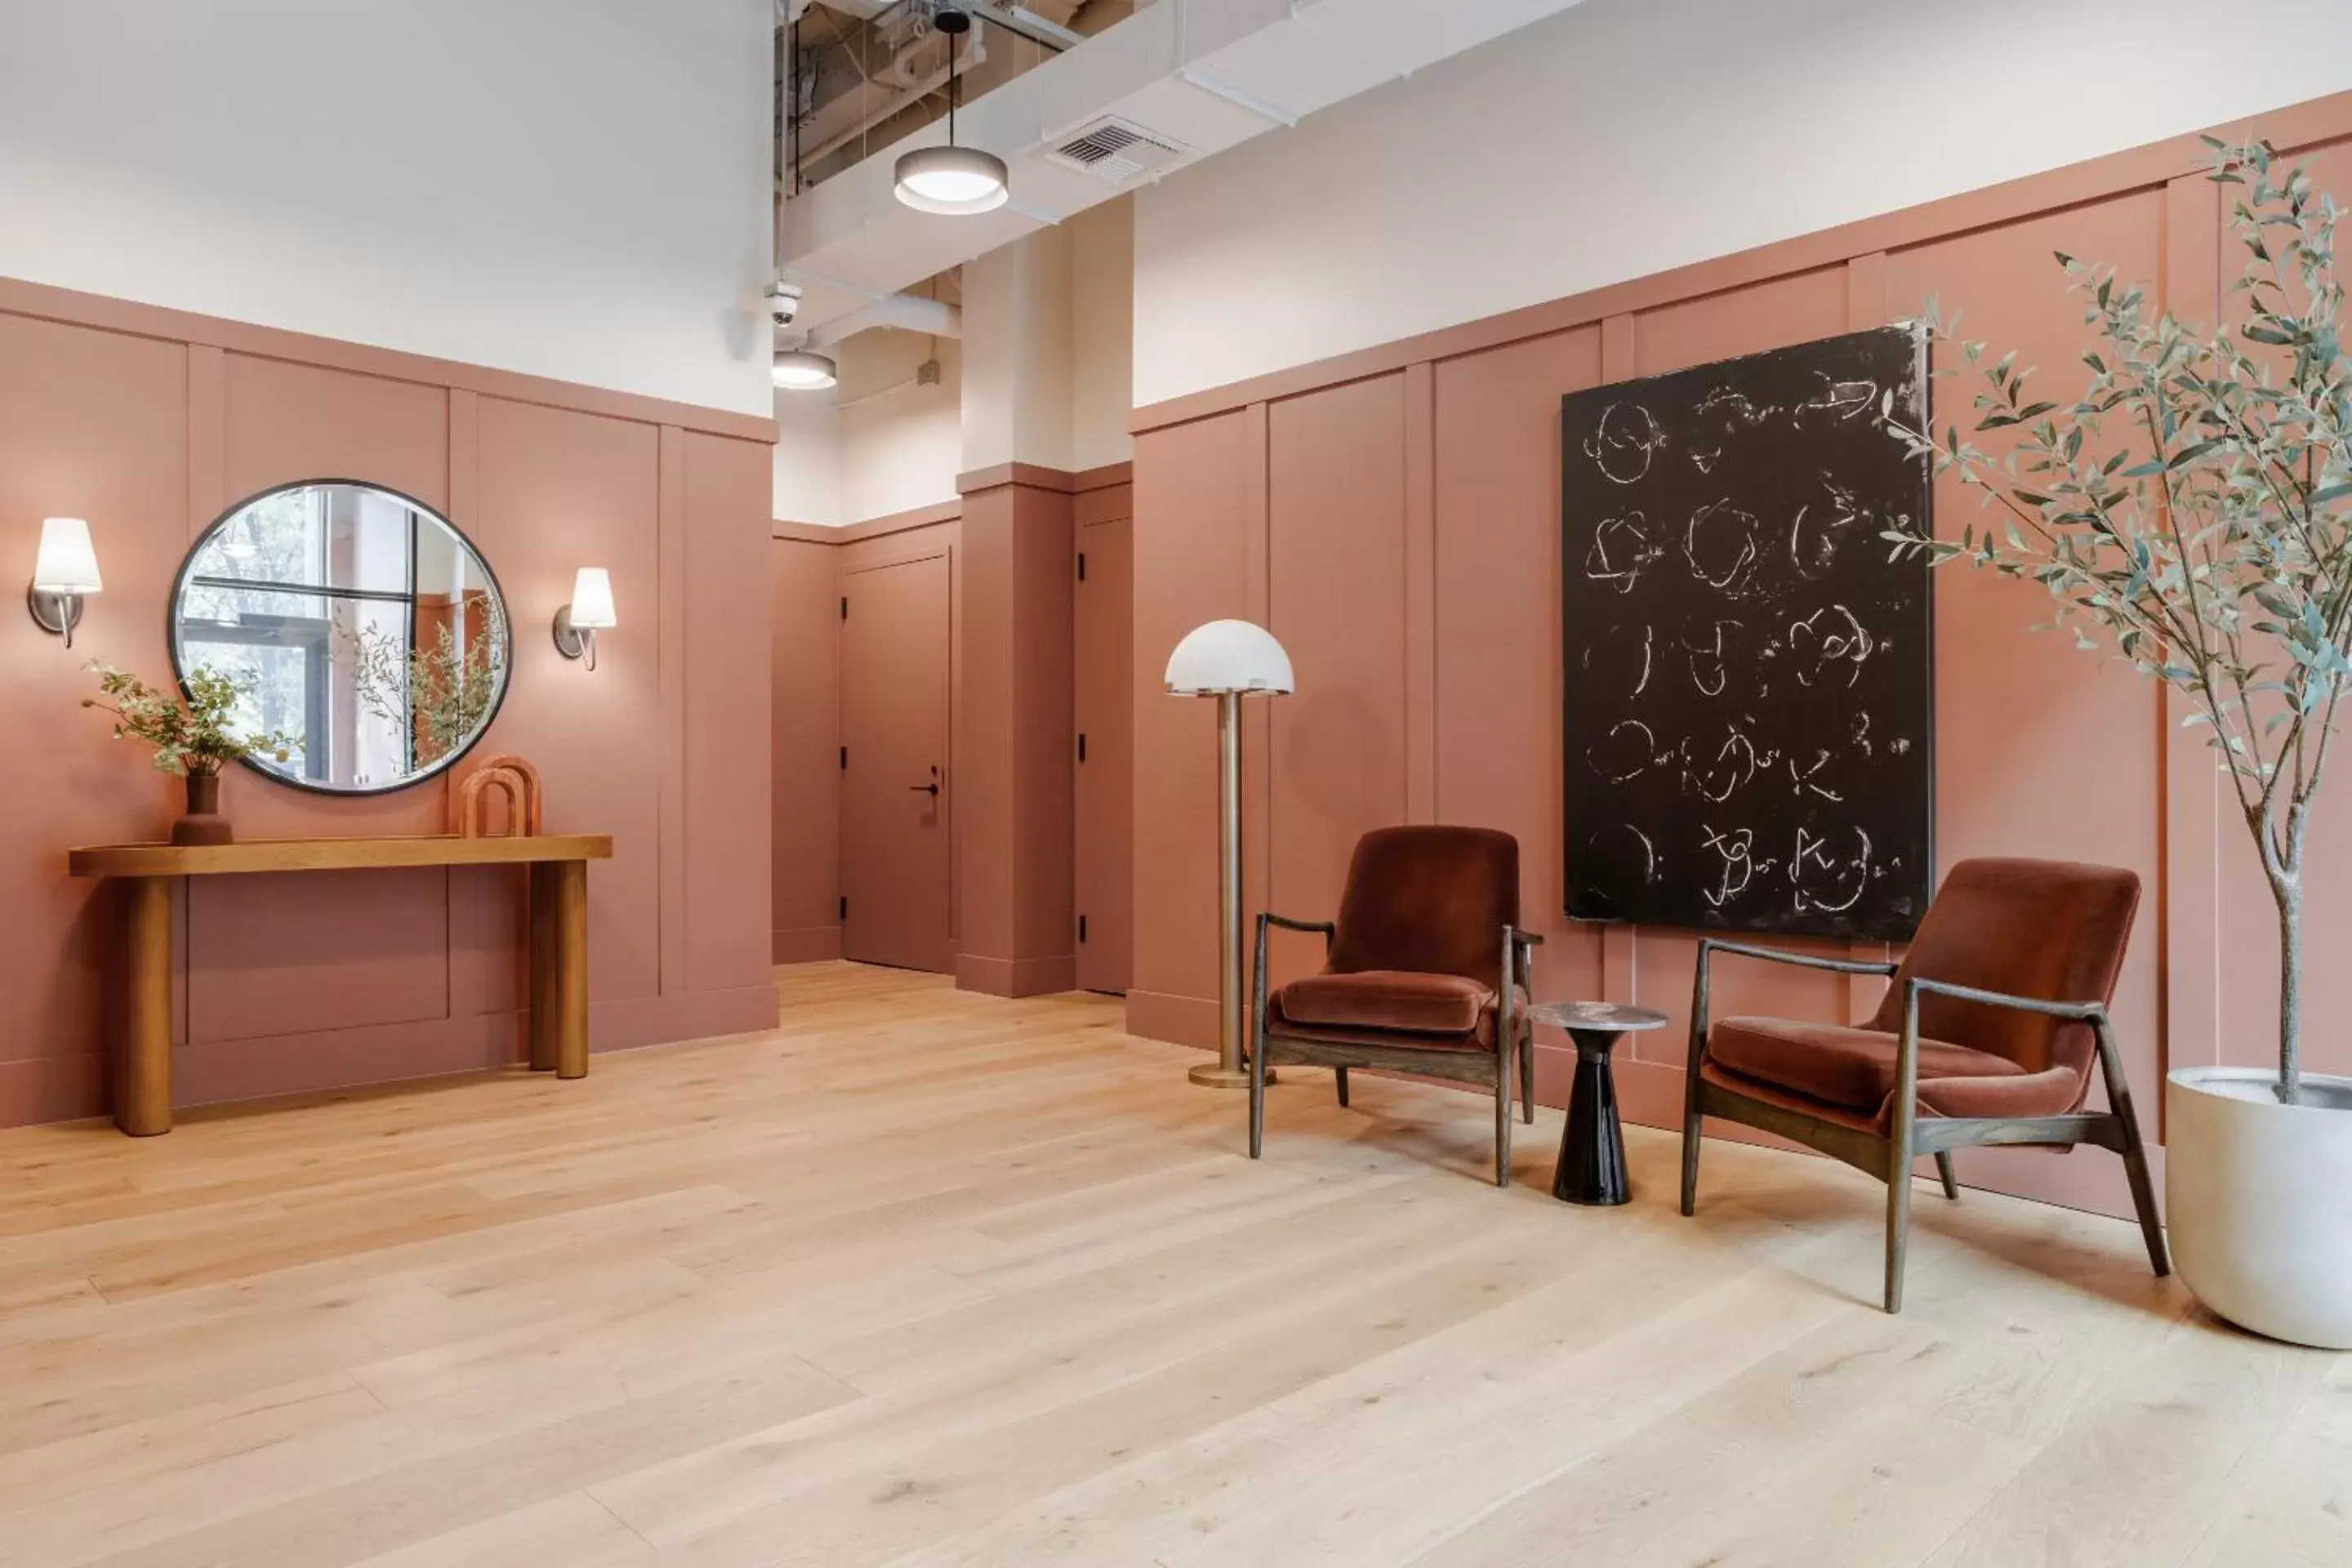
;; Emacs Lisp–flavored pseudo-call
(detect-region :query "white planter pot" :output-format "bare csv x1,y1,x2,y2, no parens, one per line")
2166,1066,2352,1349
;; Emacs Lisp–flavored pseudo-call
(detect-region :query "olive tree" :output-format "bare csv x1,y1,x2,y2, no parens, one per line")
1885,140,2350,1104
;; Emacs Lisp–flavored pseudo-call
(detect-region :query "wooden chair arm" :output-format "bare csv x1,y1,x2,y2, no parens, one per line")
1259,913,1337,941
1696,938,1900,977
1686,937,1898,1078
1904,975,2106,1022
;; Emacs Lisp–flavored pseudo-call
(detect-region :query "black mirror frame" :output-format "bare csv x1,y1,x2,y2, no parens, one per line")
167,478,514,798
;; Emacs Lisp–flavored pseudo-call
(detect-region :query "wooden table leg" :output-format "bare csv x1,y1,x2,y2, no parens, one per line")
529,859,589,1079
119,875,173,1136
528,862,558,1072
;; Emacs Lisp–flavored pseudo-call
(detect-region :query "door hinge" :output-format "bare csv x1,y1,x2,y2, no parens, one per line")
1077,732,1087,763
839,894,849,920
840,746,848,770
1077,552,1087,581
840,595,848,620
1079,914,1088,942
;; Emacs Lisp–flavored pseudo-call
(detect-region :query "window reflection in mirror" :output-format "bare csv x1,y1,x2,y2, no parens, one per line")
172,483,511,794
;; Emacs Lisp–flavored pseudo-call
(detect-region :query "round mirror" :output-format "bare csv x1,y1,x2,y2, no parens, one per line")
171,480,511,794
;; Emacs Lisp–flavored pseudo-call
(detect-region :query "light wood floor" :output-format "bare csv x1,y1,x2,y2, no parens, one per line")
1,963,2345,1567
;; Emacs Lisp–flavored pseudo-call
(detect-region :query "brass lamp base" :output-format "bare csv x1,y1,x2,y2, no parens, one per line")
1189,1062,1272,1089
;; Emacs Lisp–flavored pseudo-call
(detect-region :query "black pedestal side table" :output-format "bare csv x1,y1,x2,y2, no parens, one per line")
1527,1000,1670,1205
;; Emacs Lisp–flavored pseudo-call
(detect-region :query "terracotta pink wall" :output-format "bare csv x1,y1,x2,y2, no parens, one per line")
955,477,1076,998
1073,488,1134,994
0,278,776,1129
1129,100,2352,1220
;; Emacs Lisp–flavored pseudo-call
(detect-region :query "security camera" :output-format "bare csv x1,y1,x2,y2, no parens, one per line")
767,282,803,328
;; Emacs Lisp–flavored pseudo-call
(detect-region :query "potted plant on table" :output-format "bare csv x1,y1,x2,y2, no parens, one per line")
83,661,301,846
1884,139,2352,1348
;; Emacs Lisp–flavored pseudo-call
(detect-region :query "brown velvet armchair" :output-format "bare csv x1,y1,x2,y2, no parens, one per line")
1680,857,2171,1312
1251,826,1539,1187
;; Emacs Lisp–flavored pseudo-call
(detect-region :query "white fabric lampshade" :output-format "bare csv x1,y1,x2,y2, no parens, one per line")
1164,619,1293,696
568,567,617,630
33,517,102,594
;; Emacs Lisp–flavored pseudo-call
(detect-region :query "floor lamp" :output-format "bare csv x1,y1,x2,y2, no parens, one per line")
1165,618,1294,1089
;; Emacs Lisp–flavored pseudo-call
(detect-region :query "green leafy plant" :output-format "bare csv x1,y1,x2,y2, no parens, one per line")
82,661,301,777
1883,139,2350,1104
345,613,506,766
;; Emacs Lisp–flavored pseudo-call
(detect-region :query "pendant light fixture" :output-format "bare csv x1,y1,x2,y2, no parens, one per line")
772,347,839,390
893,8,1007,216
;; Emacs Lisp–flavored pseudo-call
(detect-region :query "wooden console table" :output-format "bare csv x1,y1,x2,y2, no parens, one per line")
68,834,613,1136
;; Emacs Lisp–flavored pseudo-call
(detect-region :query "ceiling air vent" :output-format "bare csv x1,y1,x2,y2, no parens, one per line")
1043,115,1192,184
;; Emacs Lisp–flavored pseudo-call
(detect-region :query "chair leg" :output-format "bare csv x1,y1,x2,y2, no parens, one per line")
2094,1019,2171,1278
1519,1031,1535,1123
1249,1044,1267,1161
1334,1066,1349,1108
2119,1126,2170,1277
1679,1090,1704,1218
1884,1149,1913,1314
1494,1049,1513,1189
1935,1150,1959,1200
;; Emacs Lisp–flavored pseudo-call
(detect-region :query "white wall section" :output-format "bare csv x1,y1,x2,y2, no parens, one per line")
1133,0,2352,408
961,227,1076,474
1070,196,1134,471
0,0,774,415
773,330,964,524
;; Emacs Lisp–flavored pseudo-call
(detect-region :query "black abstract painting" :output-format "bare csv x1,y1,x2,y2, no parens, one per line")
1560,325,1934,941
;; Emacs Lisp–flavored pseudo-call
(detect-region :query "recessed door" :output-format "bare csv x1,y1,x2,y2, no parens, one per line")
1075,514,1133,994
840,552,952,973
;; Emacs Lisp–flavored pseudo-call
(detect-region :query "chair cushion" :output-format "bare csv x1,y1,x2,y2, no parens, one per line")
1278,971,1493,1036
1700,1056,2084,1133
1269,973,1529,1053
1708,1016,2028,1111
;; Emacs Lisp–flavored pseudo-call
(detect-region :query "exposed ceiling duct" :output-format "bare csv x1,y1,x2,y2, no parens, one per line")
801,288,962,350
780,0,1595,332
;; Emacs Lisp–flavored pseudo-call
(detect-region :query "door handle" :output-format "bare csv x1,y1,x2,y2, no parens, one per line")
910,765,941,796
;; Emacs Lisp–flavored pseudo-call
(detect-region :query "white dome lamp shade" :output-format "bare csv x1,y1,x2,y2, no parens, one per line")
1164,618,1294,696
1165,618,1294,1095
893,9,1008,216
773,348,838,390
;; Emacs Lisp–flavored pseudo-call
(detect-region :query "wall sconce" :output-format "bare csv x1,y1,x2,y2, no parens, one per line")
28,517,102,649
553,568,616,670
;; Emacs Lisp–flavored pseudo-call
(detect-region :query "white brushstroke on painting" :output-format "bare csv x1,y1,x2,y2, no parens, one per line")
1586,403,1666,484
1588,718,1659,783
1684,500,1759,593
1682,619,1737,697
1585,512,1657,595
1788,604,1875,687
1798,373,1878,421
1793,825,1872,914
